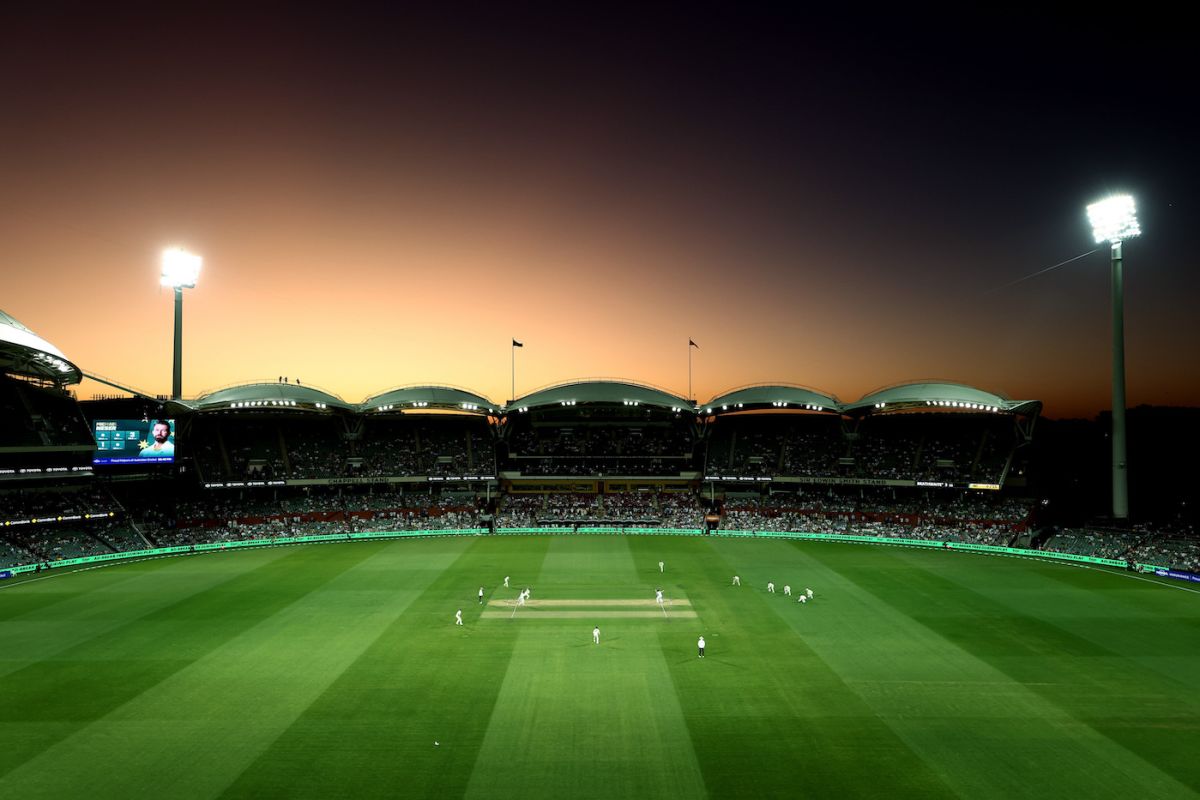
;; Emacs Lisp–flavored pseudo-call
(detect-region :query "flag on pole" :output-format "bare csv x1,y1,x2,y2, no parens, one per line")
689,339,699,349
512,339,524,348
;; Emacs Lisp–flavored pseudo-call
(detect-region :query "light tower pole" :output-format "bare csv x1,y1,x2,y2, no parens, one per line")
1086,195,1140,519
161,248,202,401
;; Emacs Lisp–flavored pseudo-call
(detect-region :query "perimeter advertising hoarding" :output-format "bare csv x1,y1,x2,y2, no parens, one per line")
1154,568,1200,583
92,419,176,465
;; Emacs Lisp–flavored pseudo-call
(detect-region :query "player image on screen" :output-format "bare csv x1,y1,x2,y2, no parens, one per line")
92,419,177,465
139,420,175,458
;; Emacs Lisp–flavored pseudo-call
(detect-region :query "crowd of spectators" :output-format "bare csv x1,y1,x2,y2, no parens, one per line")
8,476,1199,576
1,518,150,567
705,413,1018,484
493,492,703,529
146,487,484,548
718,490,1031,546
0,485,117,522
1040,528,1134,561
505,424,695,477
1124,525,1200,571
1042,523,1200,571
357,419,494,478
191,416,497,481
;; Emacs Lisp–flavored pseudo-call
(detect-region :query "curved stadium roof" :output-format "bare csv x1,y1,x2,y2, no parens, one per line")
843,381,1041,415
362,385,499,414
510,380,690,413
704,384,839,413
193,382,352,412
0,309,83,385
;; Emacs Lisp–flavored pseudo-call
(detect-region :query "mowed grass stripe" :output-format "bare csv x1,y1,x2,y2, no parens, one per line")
217,535,554,799
0,554,187,619
629,536,958,799
466,536,707,799
0,548,299,673
0,546,322,778
799,541,1199,798
892,547,1200,690
1,535,1196,799
0,540,466,798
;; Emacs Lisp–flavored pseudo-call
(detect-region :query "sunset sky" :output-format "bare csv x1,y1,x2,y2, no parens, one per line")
2,6,1195,418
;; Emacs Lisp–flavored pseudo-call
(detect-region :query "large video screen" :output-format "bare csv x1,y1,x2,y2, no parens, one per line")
93,419,177,465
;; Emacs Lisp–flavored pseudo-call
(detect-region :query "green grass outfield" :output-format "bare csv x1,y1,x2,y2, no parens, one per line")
1,534,1198,799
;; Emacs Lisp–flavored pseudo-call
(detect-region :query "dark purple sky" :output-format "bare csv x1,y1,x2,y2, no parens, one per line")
2,5,1195,416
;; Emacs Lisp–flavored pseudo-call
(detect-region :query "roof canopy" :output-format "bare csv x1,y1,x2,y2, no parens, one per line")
704,384,839,414
362,385,499,414
843,382,1040,416
193,382,352,412
0,309,82,385
510,380,690,413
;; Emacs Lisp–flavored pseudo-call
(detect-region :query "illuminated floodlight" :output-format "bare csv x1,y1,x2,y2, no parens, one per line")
1085,195,1141,518
1087,195,1140,244
161,248,203,288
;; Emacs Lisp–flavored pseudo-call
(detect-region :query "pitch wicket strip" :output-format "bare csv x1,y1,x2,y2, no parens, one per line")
487,598,692,607
480,610,699,619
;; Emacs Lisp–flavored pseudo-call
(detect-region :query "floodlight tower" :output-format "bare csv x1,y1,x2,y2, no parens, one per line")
1087,195,1140,519
161,247,202,400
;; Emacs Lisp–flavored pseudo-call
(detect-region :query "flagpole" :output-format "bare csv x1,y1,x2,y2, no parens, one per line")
688,339,698,402
511,340,515,404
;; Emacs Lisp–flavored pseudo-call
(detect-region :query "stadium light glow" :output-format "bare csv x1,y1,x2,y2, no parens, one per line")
1087,195,1140,244
160,247,202,288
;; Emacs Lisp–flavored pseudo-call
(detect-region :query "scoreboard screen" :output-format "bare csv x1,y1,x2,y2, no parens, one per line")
93,419,177,465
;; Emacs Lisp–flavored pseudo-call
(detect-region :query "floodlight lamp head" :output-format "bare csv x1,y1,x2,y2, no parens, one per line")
1087,195,1140,244
161,247,203,288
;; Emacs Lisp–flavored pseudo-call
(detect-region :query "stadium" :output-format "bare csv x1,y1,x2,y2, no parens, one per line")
4,7,1198,798
3,306,1198,799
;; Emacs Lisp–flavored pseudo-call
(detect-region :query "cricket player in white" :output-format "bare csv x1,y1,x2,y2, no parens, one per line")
659,561,664,573
767,581,775,593
593,626,600,645
806,588,813,599
517,592,526,607
784,585,791,596
478,586,484,604
698,635,705,658
504,576,510,588
798,595,807,604
655,588,664,606
732,575,740,586
455,609,463,625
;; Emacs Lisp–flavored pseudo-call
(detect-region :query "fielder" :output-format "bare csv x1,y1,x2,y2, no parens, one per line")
478,586,484,604
698,635,706,658
767,581,775,593
732,575,740,586
806,588,814,599
593,626,600,645
504,576,510,588
798,595,807,604
655,588,664,606
784,585,791,596
659,561,664,573
455,609,463,625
